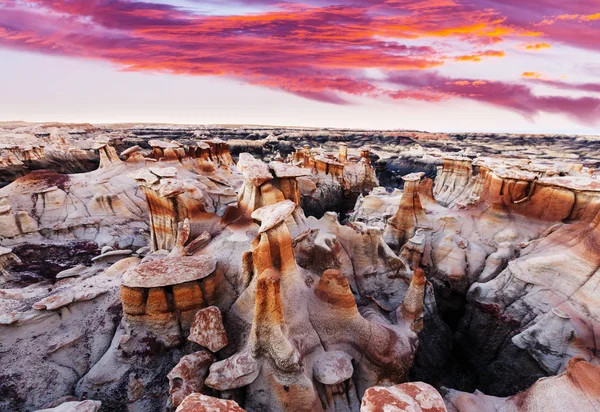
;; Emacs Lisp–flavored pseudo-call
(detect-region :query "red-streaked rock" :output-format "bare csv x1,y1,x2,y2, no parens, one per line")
384,172,430,251
204,350,260,391
188,306,228,352
167,350,215,408
175,393,246,412
251,200,296,234
122,255,216,288
361,382,446,412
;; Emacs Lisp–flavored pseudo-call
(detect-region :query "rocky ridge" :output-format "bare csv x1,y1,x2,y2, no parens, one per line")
0,123,599,412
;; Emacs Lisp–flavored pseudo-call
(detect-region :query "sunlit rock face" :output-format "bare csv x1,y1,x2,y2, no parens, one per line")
290,144,378,217
352,154,600,396
444,357,600,412
205,200,419,412
361,382,447,412
2,124,600,412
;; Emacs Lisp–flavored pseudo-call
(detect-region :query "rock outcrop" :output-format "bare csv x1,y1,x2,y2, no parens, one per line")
202,199,419,412
384,173,431,251
3,125,600,412
361,382,446,412
445,357,600,412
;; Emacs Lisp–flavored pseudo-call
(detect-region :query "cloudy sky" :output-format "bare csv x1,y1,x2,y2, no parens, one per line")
1,0,599,132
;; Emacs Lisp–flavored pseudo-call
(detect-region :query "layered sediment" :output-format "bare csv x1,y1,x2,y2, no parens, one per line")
1,124,599,412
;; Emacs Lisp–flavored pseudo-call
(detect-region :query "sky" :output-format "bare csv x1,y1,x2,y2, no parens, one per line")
1,0,600,133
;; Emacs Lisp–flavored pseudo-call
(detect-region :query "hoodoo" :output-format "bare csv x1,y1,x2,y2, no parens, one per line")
2,124,600,412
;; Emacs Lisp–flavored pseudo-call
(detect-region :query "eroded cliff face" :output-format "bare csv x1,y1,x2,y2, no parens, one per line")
1,125,600,412
352,154,600,397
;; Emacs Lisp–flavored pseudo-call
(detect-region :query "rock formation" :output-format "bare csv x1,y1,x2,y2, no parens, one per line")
361,382,446,412
444,357,600,412
384,173,431,251
2,124,600,412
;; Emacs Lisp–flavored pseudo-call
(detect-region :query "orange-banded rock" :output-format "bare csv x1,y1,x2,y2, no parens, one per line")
93,142,123,169
121,255,216,346
291,145,312,168
249,200,301,277
434,156,600,223
444,357,600,412
289,145,378,217
167,350,215,408
338,143,348,163
361,382,446,412
433,156,477,208
384,173,431,251
236,154,309,217
204,200,421,412
204,138,235,166
398,267,426,333
309,269,419,396
148,140,185,161
314,155,345,179
342,147,379,195
131,167,226,251
206,201,321,411
307,212,411,311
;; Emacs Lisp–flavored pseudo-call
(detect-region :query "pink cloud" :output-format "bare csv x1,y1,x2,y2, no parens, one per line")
0,0,598,124
387,71,600,124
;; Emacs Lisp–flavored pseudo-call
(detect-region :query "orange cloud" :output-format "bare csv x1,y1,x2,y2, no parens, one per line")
454,50,505,62
540,12,600,25
0,0,599,125
524,42,551,50
522,72,543,79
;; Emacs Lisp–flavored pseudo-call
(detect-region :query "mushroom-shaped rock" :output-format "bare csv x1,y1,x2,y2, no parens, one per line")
361,382,447,412
122,255,216,288
188,306,228,352
313,350,354,385
175,394,246,412
237,153,273,186
251,200,296,233
384,172,430,251
168,350,215,408
148,139,172,149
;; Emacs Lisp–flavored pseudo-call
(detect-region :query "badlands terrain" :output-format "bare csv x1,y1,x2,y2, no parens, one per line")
0,122,599,412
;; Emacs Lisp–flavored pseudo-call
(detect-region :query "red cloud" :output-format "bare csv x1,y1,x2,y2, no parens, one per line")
0,0,598,124
387,71,600,124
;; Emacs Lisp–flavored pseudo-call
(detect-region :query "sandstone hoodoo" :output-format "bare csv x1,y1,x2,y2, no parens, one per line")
1,124,600,412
